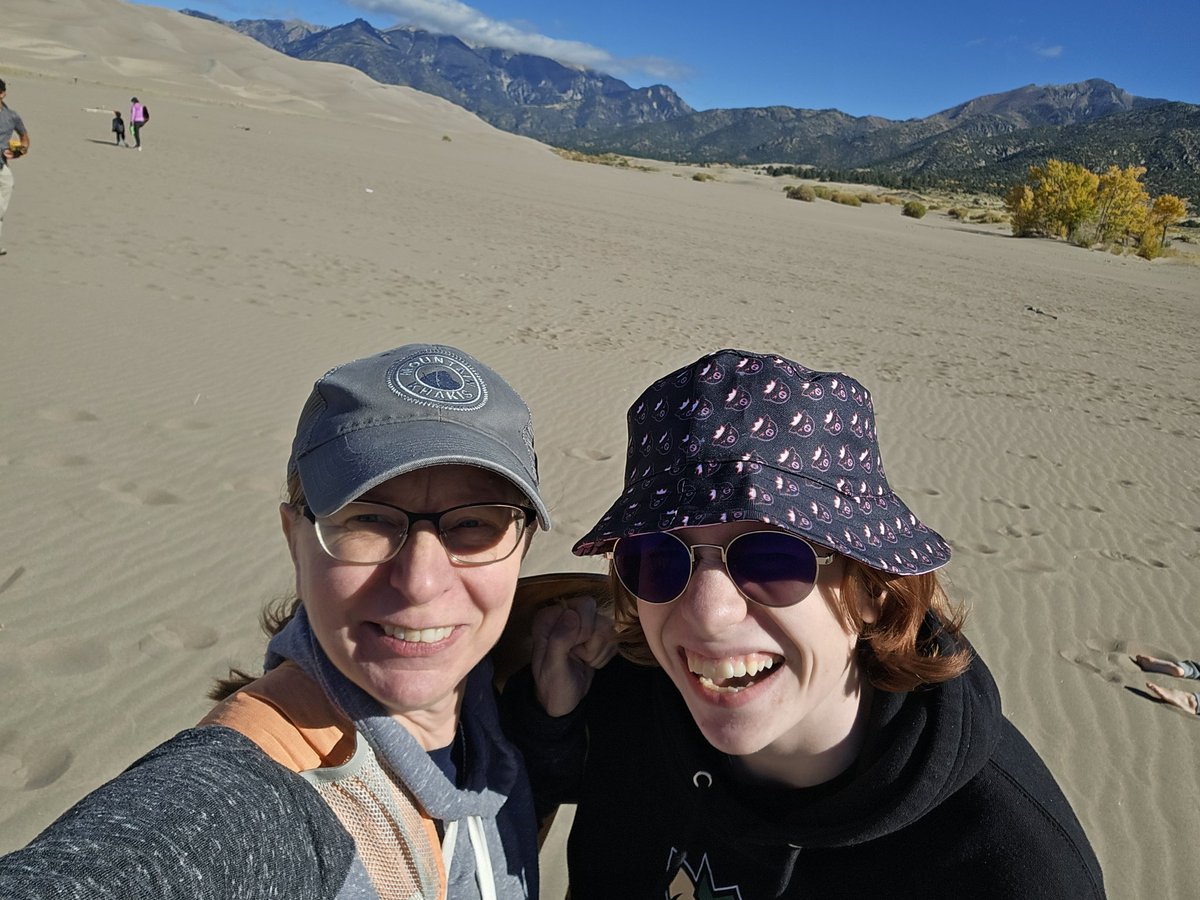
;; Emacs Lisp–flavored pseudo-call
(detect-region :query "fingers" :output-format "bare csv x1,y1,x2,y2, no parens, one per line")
570,613,618,669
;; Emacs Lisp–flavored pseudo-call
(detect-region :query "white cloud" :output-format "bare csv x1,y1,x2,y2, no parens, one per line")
1034,43,1064,59
350,0,687,81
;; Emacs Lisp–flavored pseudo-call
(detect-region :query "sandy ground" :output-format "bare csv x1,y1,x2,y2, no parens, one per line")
1,1,1198,896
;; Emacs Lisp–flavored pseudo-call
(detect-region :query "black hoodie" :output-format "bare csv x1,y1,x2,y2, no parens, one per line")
504,635,1104,899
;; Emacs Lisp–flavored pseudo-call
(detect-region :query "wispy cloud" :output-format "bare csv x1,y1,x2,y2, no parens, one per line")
1034,43,1064,59
351,0,687,81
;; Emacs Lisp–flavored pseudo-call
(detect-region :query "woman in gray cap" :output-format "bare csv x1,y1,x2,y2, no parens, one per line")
506,348,1105,899
1,344,549,900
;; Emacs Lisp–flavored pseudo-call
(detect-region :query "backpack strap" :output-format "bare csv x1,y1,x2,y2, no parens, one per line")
200,662,356,772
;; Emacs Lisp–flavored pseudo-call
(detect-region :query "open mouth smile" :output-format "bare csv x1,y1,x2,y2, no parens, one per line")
685,650,783,693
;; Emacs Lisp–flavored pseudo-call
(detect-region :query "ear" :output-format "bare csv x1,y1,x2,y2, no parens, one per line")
280,502,302,568
858,587,884,626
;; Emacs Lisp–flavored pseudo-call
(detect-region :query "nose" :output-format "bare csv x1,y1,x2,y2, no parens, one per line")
676,547,748,635
386,523,453,606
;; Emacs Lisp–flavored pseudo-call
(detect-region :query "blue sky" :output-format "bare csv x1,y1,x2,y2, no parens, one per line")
145,0,1199,120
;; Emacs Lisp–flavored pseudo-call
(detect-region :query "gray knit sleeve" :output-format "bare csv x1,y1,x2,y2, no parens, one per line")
0,727,368,899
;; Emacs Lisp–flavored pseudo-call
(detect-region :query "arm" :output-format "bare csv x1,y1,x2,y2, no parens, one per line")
0,727,357,899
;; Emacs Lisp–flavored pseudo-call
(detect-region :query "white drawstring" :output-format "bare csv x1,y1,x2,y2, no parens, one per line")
440,816,497,900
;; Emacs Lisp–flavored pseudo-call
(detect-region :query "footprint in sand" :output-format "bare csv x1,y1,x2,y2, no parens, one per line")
137,622,221,655
20,747,75,791
964,543,1000,555
99,480,185,507
982,496,1033,511
36,408,100,424
1096,550,1169,569
22,638,114,678
563,448,614,462
1058,638,1129,685
30,454,92,470
999,525,1045,539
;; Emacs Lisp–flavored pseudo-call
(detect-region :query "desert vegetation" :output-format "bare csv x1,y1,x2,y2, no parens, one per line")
1004,159,1189,259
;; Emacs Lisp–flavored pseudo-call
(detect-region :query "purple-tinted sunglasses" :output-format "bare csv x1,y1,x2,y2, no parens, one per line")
610,530,835,607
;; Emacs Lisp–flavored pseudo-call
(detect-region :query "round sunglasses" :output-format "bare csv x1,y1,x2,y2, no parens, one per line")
610,529,835,607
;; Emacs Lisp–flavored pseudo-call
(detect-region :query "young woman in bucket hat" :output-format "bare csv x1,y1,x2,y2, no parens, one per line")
1,344,550,900
504,348,1105,899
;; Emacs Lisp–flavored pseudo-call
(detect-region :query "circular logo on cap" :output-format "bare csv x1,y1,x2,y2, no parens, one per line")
388,351,488,410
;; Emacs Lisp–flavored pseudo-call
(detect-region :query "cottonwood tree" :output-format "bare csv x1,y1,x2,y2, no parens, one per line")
1149,194,1188,246
1095,165,1149,245
1029,160,1100,240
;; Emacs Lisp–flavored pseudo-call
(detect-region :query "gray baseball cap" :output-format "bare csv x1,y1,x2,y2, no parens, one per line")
288,343,550,528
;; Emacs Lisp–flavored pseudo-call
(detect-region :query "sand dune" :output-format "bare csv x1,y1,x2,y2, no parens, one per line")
1,1,1198,896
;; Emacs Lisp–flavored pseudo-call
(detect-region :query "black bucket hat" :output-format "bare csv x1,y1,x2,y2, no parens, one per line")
572,349,950,574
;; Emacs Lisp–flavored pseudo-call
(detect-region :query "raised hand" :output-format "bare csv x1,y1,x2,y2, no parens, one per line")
531,594,617,717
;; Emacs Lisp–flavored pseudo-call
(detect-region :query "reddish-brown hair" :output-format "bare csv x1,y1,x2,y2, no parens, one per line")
610,556,970,693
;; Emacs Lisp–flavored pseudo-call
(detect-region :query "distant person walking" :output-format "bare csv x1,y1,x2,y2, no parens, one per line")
129,96,149,149
112,110,127,146
0,77,32,257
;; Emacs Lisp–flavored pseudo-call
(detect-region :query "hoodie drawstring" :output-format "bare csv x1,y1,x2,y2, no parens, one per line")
442,816,498,900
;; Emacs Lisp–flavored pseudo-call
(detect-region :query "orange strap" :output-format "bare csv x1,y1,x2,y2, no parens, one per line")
199,662,356,772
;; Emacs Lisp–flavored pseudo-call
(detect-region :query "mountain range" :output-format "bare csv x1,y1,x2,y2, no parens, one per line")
183,10,1199,201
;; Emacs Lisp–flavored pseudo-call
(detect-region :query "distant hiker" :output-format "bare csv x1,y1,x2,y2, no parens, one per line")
129,96,149,149
112,110,127,146
0,77,32,257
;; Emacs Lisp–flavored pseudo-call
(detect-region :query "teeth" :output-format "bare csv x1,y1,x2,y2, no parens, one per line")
687,651,779,685
381,625,453,643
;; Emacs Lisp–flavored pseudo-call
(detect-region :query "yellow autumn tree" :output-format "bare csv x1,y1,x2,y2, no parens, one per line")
1149,194,1188,246
1004,183,1039,236
1095,165,1149,245
1028,159,1100,240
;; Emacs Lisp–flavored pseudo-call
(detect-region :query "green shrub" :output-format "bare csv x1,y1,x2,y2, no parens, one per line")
785,184,816,202
441,134,452,142
947,207,968,220
902,200,927,219
692,172,714,182
857,192,884,204
831,192,862,207
812,185,834,200
881,195,905,206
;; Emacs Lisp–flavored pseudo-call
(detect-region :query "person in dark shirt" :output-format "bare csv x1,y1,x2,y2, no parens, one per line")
507,347,1106,899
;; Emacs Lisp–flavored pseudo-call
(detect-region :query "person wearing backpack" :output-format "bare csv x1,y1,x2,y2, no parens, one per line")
129,96,149,150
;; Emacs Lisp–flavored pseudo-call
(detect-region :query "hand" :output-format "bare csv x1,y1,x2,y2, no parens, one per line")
531,594,618,717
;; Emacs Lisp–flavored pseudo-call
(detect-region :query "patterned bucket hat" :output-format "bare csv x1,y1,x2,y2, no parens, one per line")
572,349,951,574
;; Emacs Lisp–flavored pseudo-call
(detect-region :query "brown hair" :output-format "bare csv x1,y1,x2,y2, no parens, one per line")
610,556,970,693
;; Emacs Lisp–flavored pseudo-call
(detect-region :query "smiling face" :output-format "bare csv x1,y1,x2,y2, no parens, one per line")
282,464,530,748
635,521,876,787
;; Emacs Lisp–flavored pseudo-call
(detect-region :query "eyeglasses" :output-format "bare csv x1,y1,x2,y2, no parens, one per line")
610,529,834,607
301,501,536,566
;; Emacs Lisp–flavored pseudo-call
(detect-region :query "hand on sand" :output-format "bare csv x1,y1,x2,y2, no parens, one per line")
1132,654,1188,678
1144,682,1199,715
